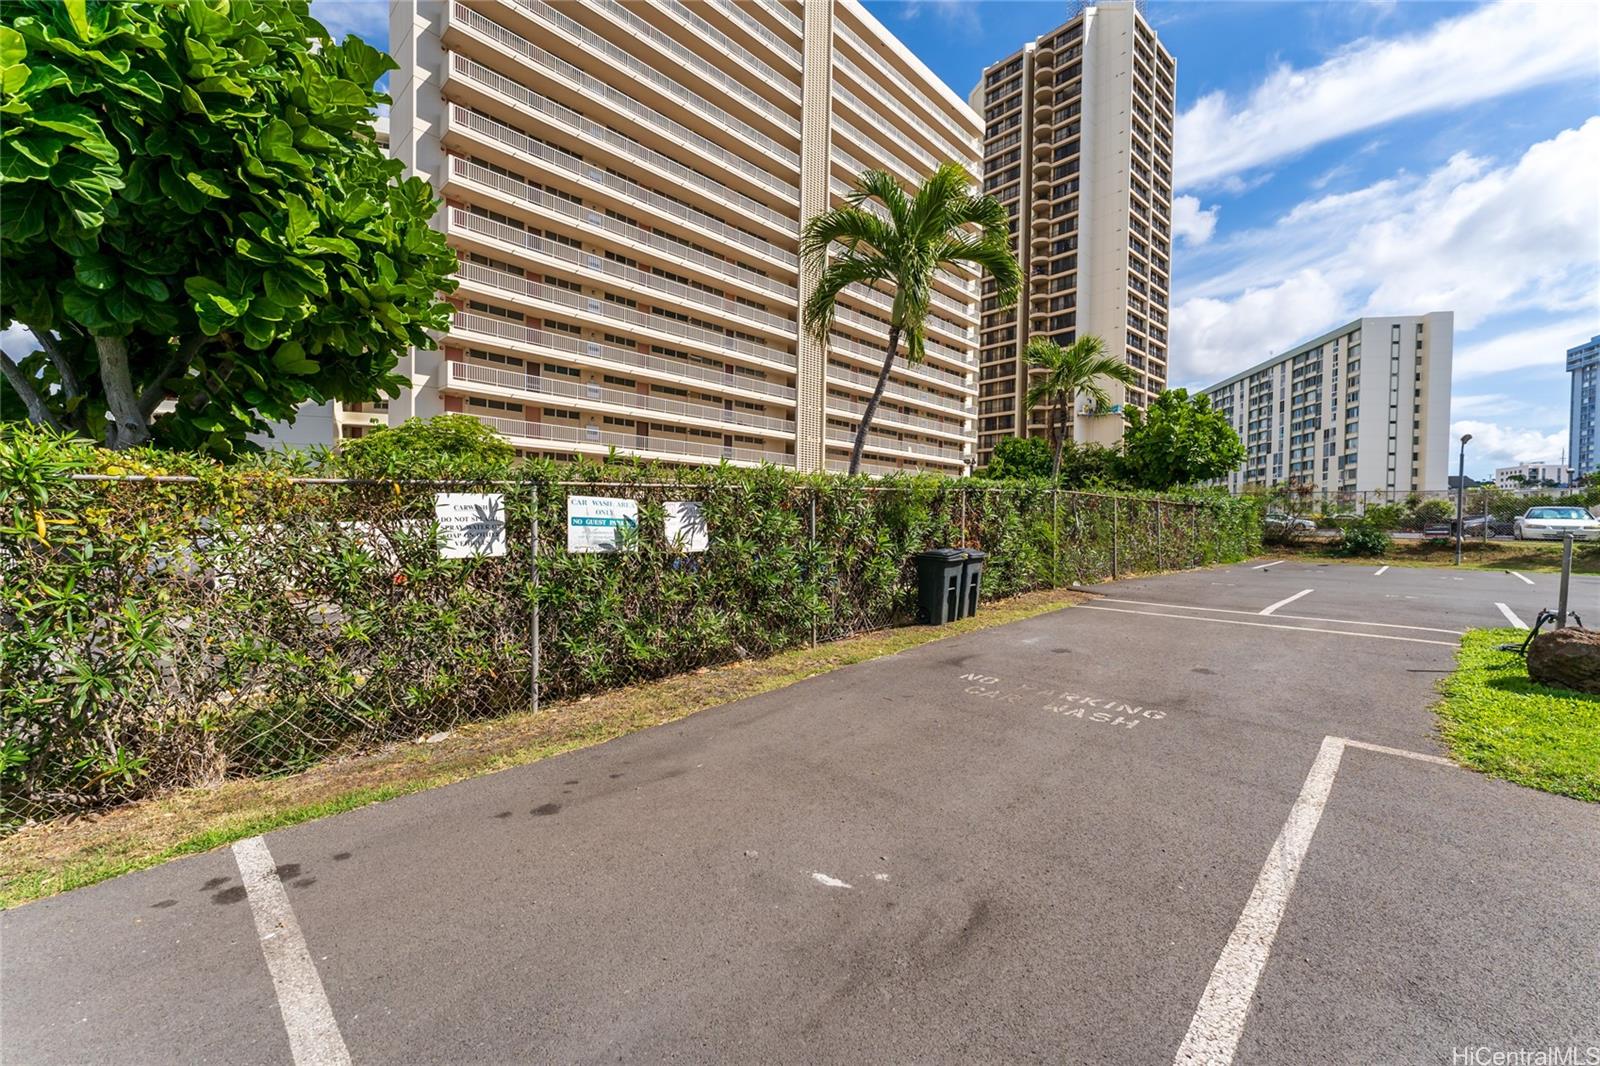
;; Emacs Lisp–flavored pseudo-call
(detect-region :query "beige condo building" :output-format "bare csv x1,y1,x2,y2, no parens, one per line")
372,0,983,475
969,1,1175,467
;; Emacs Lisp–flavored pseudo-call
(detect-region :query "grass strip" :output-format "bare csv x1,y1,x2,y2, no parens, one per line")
1,587,1084,908
1436,628,1600,803
1267,538,1600,574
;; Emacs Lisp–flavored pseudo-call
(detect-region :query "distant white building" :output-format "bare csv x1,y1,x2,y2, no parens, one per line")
1494,462,1571,489
1201,313,1454,495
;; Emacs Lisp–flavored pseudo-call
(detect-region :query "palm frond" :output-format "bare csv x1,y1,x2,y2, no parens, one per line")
802,252,891,341
937,233,1022,308
847,169,912,236
906,162,974,240
799,204,895,266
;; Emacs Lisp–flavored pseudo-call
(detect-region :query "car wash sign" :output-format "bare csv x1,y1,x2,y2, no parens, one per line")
434,493,507,559
566,495,638,553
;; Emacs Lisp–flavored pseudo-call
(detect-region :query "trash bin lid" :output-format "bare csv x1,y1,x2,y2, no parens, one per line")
914,547,967,562
962,549,987,562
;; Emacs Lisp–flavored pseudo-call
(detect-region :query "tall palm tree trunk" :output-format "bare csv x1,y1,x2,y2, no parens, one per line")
849,326,901,475
1050,393,1065,481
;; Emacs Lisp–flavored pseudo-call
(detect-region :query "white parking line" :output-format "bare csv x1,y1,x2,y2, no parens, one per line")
233,836,351,1066
1495,602,1530,630
1174,736,1344,1065
1259,589,1314,616
1095,598,1464,635
1508,571,1535,585
1077,605,1458,647
1174,735,1454,1065
1373,566,1389,576
1251,560,1282,570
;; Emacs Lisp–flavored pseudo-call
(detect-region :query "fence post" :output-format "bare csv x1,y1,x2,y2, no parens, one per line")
809,488,817,649
1155,500,1164,570
530,480,540,715
1052,487,1060,587
1112,497,1120,579
1482,491,1489,545
960,483,968,547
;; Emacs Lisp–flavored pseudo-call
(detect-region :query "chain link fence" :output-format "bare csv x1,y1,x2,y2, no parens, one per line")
3,472,1258,824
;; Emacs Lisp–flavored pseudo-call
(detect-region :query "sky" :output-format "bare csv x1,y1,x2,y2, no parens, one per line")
14,0,1595,478
863,0,1600,478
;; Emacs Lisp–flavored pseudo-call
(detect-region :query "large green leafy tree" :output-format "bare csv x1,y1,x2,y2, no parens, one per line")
1117,388,1246,490
979,435,1053,479
800,164,1020,475
332,414,518,480
1021,334,1139,481
0,0,457,455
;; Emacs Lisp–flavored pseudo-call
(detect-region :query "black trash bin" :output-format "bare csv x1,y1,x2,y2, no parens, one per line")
960,549,987,618
914,548,967,625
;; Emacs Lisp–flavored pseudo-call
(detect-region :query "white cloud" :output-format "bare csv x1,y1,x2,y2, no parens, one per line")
1450,419,1568,471
1171,119,1600,386
1175,0,1600,188
900,0,979,31
1171,270,1345,382
1171,195,1218,245
309,0,387,47
1451,315,1600,380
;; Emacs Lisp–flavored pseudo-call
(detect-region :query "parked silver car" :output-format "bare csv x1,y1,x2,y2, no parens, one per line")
1512,506,1600,541
1263,512,1317,533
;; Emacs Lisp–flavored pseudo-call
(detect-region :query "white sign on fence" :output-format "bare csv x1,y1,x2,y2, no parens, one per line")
665,500,708,553
434,493,507,559
567,495,638,553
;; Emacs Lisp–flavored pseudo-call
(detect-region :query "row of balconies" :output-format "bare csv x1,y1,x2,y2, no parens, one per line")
451,8,798,208
448,207,796,340
446,362,968,467
446,157,795,307
453,263,796,372
491,0,799,157
445,55,793,235
463,410,794,467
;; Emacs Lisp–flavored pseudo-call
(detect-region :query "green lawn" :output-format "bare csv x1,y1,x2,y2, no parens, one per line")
1271,537,1600,574
1437,629,1600,803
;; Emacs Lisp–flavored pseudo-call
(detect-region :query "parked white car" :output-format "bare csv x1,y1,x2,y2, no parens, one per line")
1263,512,1317,533
1512,506,1600,541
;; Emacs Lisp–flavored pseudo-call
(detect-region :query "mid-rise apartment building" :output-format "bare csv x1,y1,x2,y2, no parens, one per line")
1493,462,1571,489
1568,334,1599,482
1203,313,1454,495
969,0,1174,466
376,0,982,475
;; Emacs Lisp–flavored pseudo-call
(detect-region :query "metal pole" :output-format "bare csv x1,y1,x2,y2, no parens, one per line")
1112,497,1120,579
960,484,968,546
809,489,817,649
1454,441,1467,565
1558,534,1573,628
530,481,540,715
1482,490,1489,545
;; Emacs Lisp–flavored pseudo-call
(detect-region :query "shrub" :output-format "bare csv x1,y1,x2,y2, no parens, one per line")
1,423,1261,822
1329,519,1391,557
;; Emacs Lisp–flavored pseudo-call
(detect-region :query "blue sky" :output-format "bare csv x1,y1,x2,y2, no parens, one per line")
865,0,1600,477
64,0,1600,477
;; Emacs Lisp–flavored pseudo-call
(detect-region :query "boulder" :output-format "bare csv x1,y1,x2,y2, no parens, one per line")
1526,627,1600,694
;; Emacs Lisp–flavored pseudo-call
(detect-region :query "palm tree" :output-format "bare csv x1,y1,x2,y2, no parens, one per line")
1022,334,1139,480
800,164,1021,475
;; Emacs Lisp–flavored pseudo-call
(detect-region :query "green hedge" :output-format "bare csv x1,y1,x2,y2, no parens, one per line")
1,426,1260,822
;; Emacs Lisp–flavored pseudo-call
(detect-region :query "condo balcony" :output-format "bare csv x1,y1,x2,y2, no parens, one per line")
463,411,795,467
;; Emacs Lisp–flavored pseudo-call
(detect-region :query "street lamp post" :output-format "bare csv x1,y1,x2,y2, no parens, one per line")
1455,433,1472,565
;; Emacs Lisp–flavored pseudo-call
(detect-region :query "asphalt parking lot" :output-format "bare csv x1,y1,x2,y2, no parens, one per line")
4,560,1597,1065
